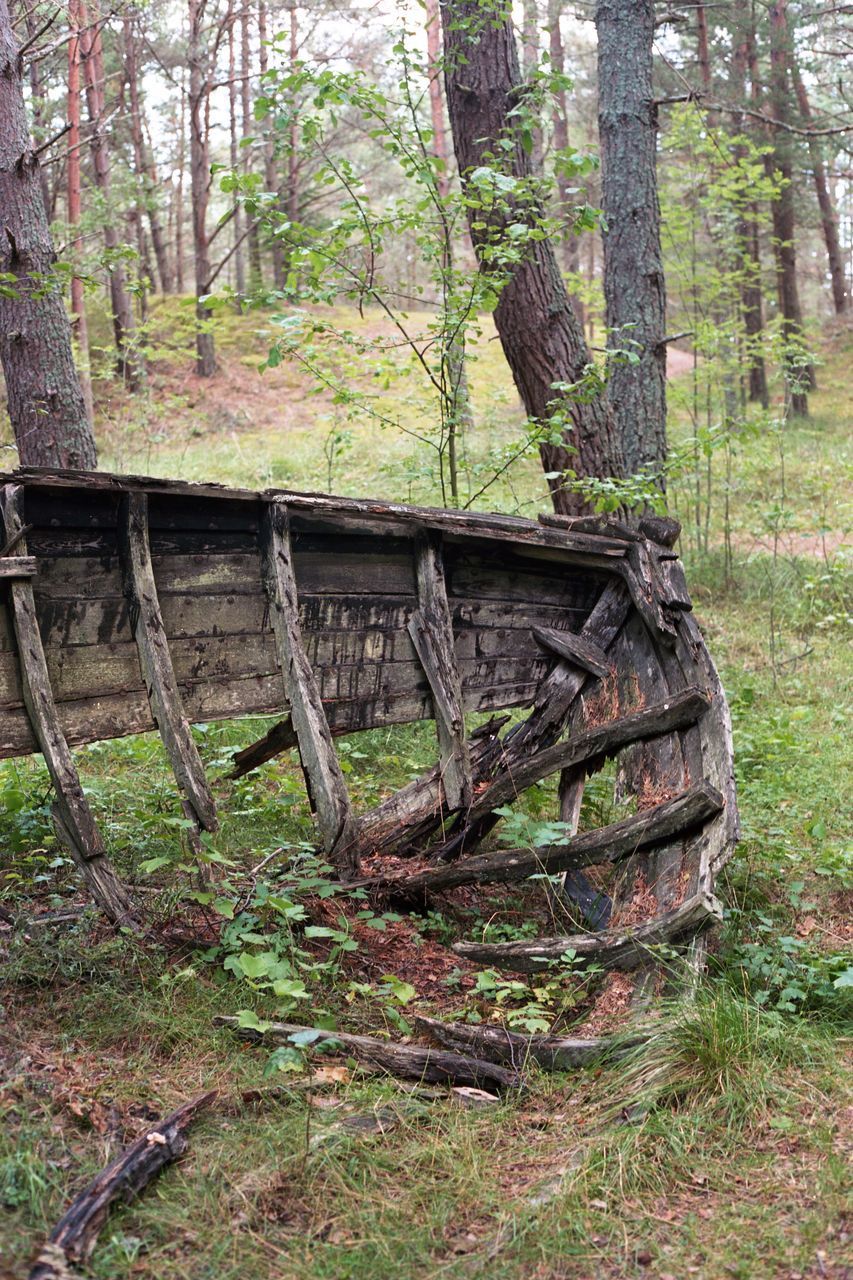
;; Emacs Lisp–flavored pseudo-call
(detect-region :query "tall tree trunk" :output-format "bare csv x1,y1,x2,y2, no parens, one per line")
22,2,51,219
67,0,95,431
258,0,285,289
176,66,187,294
286,2,299,227
425,0,474,452
78,0,143,390
242,0,262,289
442,0,623,514
791,64,848,315
125,15,173,295
768,0,813,414
0,0,96,468
547,0,583,324
228,6,245,294
596,0,666,485
188,0,216,375
733,21,769,406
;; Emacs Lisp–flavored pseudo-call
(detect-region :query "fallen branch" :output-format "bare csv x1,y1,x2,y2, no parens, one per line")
414,1014,645,1071
28,1092,216,1280
452,891,724,973
355,782,724,900
214,1018,525,1093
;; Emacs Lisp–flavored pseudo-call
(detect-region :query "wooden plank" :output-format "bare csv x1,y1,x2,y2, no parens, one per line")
0,485,136,926
452,891,723,973
415,1015,642,1070
0,556,37,579
118,491,218,840
214,1018,524,1093
532,624,613,679
432,687,710,843
261,501,359,877
408,534,471,810
355,782,725,897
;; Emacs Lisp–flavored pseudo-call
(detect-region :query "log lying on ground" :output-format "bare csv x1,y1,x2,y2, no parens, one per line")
356,781,724,899
214,1017,524,1093
414,1014,645,1071
433,687,710,849
28,1092,216,1280
452,891,724,974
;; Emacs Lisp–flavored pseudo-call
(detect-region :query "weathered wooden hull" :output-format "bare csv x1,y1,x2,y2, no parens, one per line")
0,468,737,994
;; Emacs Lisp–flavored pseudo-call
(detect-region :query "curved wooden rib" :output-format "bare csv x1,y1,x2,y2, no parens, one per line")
0,485,135,927
260,501,359,878
118,491,218,851
452,890,723,973
356,781,724,897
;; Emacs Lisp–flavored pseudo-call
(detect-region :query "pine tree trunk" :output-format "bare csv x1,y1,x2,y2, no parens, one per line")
242,1,262,289
176,67,187,294
22,2,52,219
596,0,666,486
188,0,216,376
733,21,769,407
125,15,173,295
228,7,245,295
792,64,848,315
442,0,623,515
67,0,95,431
286,2,299,228
547,0,583,325
768,0,814,414
0,0,96,468
78,0,143,390
258,0,285,289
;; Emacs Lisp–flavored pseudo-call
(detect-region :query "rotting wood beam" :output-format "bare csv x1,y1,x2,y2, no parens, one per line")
414,1014,645,1070
355,782,724,898
432,687,710,850
214,1017,524,1092
0,485,137,927
28,1092,216,1280
452,890,724,973
118,491,219,862
260,500,359,878
532,624,614,679
408,533,472,810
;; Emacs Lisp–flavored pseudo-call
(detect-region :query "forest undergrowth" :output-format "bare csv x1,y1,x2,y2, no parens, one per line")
0,305,850,1280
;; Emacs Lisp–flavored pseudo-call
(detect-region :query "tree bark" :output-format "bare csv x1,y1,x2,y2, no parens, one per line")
791,63,848,315
241,0,263,289
442,0,624,515
228,5,245,295
258,0,285,289
67,0,95,431
0,0,96,468
21,2,51,220
768,0,814,414
733,20,769,407
124,14,173,295
596,0,666,487
78,0,143,390
547,0,583,324
188,0,216,375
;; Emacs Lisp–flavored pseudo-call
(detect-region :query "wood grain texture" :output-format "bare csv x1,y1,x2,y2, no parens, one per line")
118,490,218,836
414,1015,643,1070
409,533,471,810
452,891,724,973
261,501,359,877
0,485,135,926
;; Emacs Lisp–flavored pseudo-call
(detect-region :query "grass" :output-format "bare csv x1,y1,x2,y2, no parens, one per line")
0,303,851,1279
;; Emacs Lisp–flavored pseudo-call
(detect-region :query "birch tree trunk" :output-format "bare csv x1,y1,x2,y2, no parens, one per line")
442,0,624,515
596,0,666,487
0,0,96,468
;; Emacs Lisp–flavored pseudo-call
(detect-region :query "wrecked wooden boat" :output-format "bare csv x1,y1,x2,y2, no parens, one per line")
0,467,737,1010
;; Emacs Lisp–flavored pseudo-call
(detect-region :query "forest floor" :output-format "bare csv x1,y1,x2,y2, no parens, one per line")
0,305,851,1280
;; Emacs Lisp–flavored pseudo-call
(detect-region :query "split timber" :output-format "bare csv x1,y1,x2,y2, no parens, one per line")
0,468,737,1004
